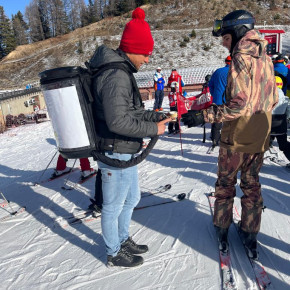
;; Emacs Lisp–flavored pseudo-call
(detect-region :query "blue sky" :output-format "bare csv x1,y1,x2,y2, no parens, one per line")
0,0,89,19
0,0,31,18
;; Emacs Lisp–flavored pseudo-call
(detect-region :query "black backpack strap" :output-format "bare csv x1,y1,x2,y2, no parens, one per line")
81,73,94,103
91,135,159,168
87,62,159,168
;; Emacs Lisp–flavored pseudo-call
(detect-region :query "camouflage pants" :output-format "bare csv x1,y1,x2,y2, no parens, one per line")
213,147,264,233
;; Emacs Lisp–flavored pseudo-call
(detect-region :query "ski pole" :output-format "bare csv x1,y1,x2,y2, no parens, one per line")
34,149,58,186
0,190,16,214
135,193,186,210
178,124,183,156
202,124,206,143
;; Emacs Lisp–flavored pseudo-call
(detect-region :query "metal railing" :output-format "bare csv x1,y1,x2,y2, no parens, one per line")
135,66,219,88
0,66,219,100
0,87,42,101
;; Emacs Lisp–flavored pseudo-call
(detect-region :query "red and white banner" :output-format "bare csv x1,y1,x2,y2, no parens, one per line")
176,86,212,119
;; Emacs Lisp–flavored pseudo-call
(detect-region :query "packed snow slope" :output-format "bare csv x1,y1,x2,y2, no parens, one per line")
0,98,289,290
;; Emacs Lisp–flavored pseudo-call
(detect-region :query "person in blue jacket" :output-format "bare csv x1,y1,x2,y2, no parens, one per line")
153,67,165,111
208,55,231,147
273,53,289,95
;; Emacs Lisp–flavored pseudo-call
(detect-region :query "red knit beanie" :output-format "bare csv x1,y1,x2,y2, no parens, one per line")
119,8,154,55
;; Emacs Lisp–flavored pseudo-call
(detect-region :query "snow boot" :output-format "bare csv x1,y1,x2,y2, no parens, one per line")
214,226,229,254
107,247,143,267
121,237,148,254
238,225,259,260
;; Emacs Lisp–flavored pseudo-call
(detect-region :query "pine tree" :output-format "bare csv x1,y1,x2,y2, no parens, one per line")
49,0,70,37
80,1,90,27
87,0,98,24
0,6,16,59
25,0,46,42
38,0,51,39
67,0,86,30
12,11,29,45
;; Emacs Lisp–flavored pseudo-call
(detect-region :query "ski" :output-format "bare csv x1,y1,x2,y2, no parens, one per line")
61,170,97,190
141,184,172,198
0,200,9,208
0,206,26,222
206,193,237,290
78,170,97,184
232,210,274,289
208,193,273,289
54,192,186,228
35,168,79,186
55,211,101,228
135,193,186,210
68,184,172,219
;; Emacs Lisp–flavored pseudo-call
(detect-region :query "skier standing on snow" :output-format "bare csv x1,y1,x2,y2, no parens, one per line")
167,86,180,134
167,69,184,94
167,69,184,134
181,10,278,259
153,66,165,112
52,154,95,180
208,56,231,149
89,8,170,268
269,76,290,163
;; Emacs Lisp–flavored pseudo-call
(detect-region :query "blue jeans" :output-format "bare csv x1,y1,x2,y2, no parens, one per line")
153,90,164,110
97,152,140,256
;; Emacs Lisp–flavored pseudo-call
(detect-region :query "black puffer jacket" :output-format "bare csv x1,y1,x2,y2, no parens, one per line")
89,45,161,154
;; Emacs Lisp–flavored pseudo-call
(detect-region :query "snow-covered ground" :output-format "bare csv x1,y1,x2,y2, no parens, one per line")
0,97,289,290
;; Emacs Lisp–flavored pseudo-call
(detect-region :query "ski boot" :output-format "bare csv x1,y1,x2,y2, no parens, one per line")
215,226,229,254
81,168,96,180
238,223,259,260
51,168,71,178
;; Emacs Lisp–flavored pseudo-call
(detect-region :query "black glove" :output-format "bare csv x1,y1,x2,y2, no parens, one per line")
181,110,204,127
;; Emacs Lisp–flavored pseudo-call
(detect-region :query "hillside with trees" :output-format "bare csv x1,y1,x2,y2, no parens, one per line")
0,0,289,89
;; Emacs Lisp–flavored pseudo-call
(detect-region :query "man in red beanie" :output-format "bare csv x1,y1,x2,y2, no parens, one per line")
88,7,170,268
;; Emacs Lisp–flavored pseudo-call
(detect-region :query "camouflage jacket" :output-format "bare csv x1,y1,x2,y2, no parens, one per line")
204,30,278,153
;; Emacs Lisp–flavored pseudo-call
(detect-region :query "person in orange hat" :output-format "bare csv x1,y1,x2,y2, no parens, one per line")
88,7,170,268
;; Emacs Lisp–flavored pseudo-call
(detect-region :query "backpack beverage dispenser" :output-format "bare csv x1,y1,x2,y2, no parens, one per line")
39,67,96,159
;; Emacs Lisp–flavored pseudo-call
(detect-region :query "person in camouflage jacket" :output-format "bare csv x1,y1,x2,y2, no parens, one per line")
182,10,278,258
204,29,278,153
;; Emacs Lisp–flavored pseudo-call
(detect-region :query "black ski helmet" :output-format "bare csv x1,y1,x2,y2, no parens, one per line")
212,10,255,52
212,10,255,38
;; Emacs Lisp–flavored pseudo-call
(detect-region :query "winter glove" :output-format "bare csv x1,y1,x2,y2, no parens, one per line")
181,110,204,127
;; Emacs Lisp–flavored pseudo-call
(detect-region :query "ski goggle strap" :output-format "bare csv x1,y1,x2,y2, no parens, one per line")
212,18,255,37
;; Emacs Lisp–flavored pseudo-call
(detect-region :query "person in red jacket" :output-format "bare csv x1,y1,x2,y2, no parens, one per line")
167,69,184,94
167,69,184,134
